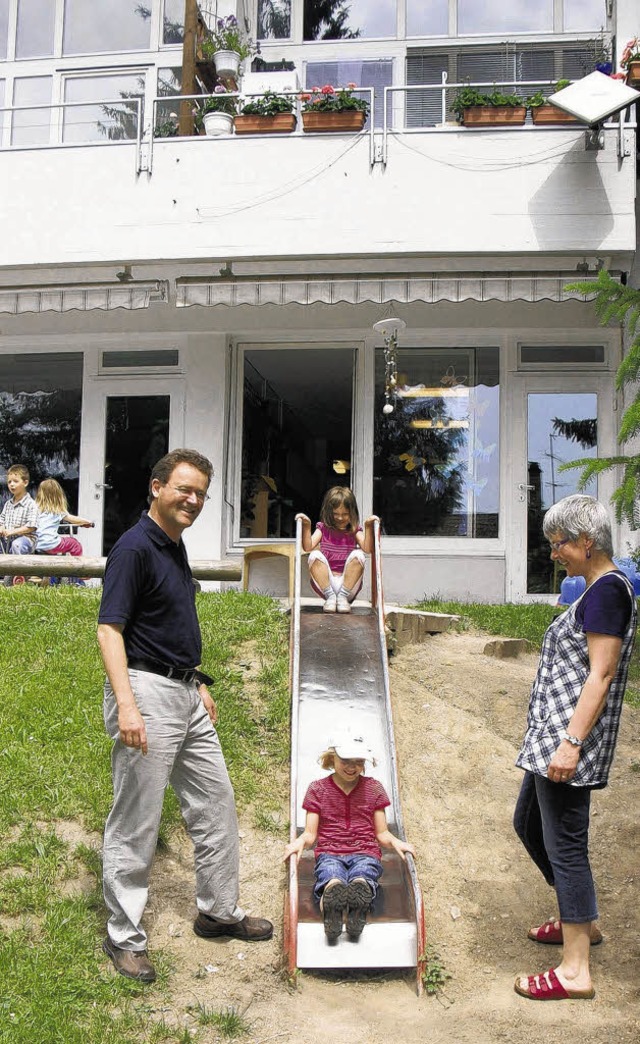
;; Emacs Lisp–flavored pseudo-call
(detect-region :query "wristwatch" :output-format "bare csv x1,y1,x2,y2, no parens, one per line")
560,731,583,747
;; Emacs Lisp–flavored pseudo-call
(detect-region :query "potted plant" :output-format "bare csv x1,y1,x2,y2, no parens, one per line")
194,83,238,136
526,81,578,125
621,36,640,85
451,86,526,126
299,83,370,133
200,15,258,84
234,89,296,134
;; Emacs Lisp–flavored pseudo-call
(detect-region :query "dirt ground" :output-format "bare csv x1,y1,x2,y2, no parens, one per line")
97,630,640,1042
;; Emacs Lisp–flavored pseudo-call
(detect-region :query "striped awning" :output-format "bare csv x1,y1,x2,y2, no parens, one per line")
176,273,599,308
0,280,169,315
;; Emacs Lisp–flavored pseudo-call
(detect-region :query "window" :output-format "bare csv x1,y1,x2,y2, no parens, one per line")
258,0,292,40
11,76,52,146
162,0,184,44
520,345,605,367
16,0,55,58
458,0,553,34
564,0,606,32
0,0,8,59
240,347,354,539
407,0,448,37
156,66,182,128
304,0,396,40
62,73,145,143
101,349,179,369
63,0,150,55
306,60,392,128
374,347,500,537
0,353,83,510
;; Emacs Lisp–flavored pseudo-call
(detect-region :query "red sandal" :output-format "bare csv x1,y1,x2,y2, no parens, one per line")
528,918,603,946
514,967,595,1001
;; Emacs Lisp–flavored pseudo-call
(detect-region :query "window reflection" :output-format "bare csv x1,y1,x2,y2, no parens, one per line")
407,0,448,37
63,73,145,142
306,60,392,128
63,0,150,55
16,0,55,58
162,0,185,44
0,353,83,512
11,76,52,146
156,66,182,134
564,0,606,32
304,0,395,40
458,0,552,34
258,0,292,39
374,348,500,537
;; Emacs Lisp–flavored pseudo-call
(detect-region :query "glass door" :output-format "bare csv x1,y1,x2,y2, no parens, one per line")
507,372,614,601
79,377,185,556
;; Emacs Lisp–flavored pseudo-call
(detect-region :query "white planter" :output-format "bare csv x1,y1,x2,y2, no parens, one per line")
213,49,241,81
203,111,234,136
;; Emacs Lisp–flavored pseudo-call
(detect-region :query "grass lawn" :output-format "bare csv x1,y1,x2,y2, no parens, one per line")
0,588,289,1044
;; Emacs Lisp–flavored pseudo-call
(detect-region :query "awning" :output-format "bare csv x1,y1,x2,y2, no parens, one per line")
0,280,168,315
176,274,600,308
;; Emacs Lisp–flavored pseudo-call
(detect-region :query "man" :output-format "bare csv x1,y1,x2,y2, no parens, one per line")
98,448,272,983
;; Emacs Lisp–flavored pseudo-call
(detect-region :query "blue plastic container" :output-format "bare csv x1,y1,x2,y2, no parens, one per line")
558,556,638,605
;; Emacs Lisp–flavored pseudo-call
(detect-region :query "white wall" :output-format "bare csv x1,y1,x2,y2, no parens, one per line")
1,124,635,268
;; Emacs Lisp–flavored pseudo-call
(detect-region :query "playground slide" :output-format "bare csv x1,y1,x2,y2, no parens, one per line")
284,520,425,992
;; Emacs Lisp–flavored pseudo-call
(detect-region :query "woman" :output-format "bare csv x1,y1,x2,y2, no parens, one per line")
514,494,637,1001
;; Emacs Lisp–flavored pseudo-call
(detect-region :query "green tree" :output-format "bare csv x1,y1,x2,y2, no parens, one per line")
560,270,640,527
304,0,361,40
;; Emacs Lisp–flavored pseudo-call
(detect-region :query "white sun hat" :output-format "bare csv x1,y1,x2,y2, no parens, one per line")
328,730,375,762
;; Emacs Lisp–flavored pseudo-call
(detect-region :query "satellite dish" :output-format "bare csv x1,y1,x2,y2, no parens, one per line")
549,70,639,126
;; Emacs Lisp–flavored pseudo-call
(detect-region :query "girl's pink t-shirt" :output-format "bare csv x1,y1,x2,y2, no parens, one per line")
316,521,362,574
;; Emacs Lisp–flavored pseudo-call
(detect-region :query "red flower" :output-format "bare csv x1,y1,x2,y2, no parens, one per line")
321,85,335,95
300,92,311,101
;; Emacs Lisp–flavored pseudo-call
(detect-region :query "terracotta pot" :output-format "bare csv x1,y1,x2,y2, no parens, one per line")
531,105,578,125
301,110,367,133
462,105,527,127
626,60,640,86
234,113,296,134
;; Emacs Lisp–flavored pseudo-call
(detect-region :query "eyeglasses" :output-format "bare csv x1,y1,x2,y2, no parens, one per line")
170,485,210,503
549,538,571,552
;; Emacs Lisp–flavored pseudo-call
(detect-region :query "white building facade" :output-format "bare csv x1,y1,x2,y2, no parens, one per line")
0,0,638,602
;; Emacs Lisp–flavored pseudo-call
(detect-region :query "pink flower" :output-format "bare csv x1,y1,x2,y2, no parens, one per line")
346,82,357,89
311,86,320,93
321,85,335,95
299,92,311,102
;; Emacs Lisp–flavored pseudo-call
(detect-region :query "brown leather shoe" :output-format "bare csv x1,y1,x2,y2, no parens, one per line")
193,912,273,941
102,937,157,982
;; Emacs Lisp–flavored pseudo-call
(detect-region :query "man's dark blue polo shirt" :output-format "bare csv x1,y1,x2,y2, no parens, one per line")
98,511,201,668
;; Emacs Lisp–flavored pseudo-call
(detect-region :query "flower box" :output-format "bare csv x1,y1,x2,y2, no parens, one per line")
301,110,366,133
531,105,579,125
234,113,296,134
627,60,640,86
461,105,527,127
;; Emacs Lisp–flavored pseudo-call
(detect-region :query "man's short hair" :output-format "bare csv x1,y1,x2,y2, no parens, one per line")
149,449,213,500
7,463,30,484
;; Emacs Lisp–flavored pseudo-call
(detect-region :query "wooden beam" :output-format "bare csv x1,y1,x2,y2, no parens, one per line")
179,0,199,136
0,555,242,582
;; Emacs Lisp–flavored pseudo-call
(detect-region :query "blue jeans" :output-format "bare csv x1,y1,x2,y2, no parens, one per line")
313,853,383,903
513,771,597,924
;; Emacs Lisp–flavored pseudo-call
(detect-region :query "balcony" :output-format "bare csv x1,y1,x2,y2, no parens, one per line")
0,80,636,270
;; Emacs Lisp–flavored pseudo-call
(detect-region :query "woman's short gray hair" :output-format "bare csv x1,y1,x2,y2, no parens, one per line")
542,494,613,556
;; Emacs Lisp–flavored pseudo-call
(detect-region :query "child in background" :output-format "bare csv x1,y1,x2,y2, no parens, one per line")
0,463,37,557
297,487,378,613
283,733,414,943
35,479,94,555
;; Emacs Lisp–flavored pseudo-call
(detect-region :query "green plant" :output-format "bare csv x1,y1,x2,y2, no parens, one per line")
153,115,180,137
189,1002,251,1035
299,83,370,114
420,943,451,996
193,83,238,130
560,270,640,528
451,85,524,121
526,80,571,108
239,89,295,116
200,14,257,61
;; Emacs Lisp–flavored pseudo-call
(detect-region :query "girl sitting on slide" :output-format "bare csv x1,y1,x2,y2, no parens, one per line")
296,487,378,613
283,733,414,943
